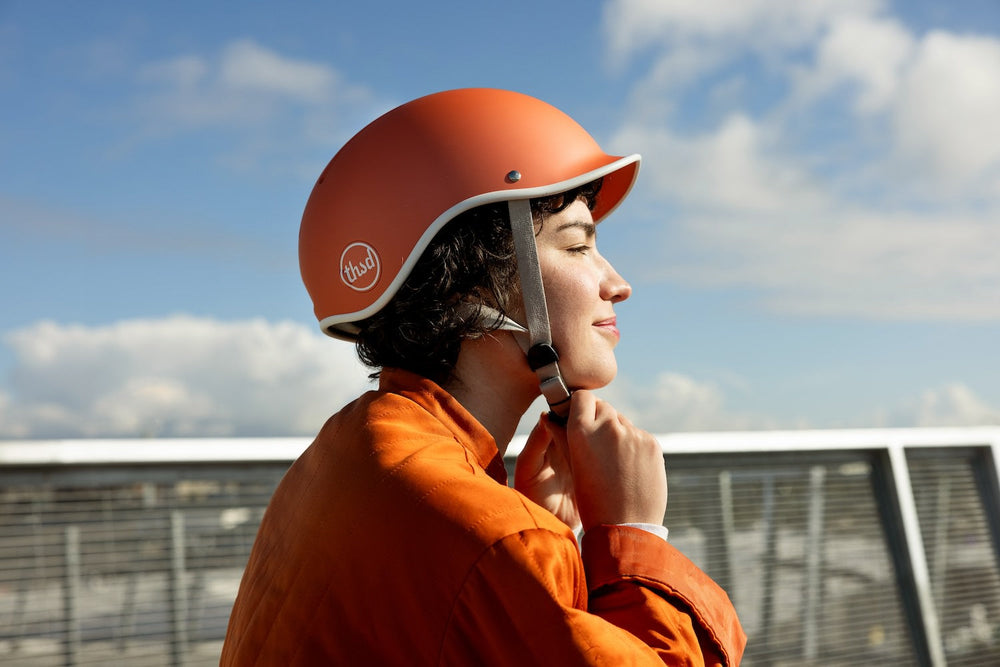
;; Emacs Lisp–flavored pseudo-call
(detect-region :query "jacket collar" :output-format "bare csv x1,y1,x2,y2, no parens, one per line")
378,368,508,484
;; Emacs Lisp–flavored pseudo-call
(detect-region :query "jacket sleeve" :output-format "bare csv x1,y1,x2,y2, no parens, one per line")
439,525,746,666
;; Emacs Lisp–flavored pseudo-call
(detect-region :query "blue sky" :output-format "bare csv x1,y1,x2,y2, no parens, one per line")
1,0,998,438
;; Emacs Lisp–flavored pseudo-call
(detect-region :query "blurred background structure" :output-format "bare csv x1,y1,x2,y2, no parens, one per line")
2,427,1000,666
3,3,999,664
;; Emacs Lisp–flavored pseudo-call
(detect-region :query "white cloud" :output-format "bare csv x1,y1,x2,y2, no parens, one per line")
3,317,994,439
515,371,774,434
876,383,1000,428
138,51,269,127
2,319,765,438
133,39,381,150
914,384,1000,427
786,19,1000,193
796,14,914,113
139,38,338,104
597,374,999,432
603,1,1000,321
219,40,335,102
652,207,1000,320
614,113,829,214
604,0,883,66
120,39,392,179
0,316,371,438
600,371,776,433
892,31,1000,190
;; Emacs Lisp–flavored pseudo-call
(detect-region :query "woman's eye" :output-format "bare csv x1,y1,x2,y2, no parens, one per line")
567,245,590,254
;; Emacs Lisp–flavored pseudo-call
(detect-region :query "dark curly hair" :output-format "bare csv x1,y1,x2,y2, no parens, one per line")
355,179,602,386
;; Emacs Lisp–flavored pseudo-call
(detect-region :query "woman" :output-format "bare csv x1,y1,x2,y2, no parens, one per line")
221,88,745,665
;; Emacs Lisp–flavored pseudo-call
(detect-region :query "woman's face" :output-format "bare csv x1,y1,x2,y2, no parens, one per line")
534,198,631,390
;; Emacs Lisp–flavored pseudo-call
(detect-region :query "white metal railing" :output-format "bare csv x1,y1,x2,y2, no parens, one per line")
4,426,997,462
2,426,999,666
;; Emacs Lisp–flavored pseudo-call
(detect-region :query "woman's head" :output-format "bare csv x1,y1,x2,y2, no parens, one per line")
355,181,603,386
297,88,640,400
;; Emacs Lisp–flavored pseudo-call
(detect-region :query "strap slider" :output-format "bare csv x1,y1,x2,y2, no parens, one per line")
527,343,559,370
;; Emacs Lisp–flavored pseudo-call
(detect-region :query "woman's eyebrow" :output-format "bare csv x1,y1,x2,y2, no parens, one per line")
555,220,597,237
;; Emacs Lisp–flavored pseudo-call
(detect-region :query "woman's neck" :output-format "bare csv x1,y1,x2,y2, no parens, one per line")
444,332,538,455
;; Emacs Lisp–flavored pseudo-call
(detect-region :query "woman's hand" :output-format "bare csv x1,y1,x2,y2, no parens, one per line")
514,414,582,532
515,392,667,534
565,390,667,532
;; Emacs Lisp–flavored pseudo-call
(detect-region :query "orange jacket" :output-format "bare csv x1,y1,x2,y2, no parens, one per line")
221,369,745,665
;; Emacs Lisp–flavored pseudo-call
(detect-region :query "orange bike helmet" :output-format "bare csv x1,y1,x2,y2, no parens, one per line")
299,88,640,415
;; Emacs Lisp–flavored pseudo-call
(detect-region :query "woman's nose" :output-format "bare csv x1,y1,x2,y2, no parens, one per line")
602,260,632,303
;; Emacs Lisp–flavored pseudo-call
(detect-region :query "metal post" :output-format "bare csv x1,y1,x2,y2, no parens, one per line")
803,465,826,661
975,444,1000,570
759,475,778,653
702,470,734,594
886,444,946,666
718,470,736,595
14,499,45,652
169,511,188,667
930,477,951,609
63,525,81,666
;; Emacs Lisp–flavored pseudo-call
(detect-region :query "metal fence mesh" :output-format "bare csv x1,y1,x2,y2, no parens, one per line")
2,435,999,665
1,466,286,666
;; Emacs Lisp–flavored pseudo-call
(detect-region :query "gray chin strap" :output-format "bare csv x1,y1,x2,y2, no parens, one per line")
506,199,572,422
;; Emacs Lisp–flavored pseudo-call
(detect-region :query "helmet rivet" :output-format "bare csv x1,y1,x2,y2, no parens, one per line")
505,170,521,183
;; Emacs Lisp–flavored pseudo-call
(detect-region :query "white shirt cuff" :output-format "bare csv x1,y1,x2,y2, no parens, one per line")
620,522,669,541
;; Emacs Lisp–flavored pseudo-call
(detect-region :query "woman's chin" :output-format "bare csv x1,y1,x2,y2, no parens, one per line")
564,364,618,392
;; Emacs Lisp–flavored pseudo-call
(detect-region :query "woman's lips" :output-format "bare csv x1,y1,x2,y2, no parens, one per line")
594,317,620,340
